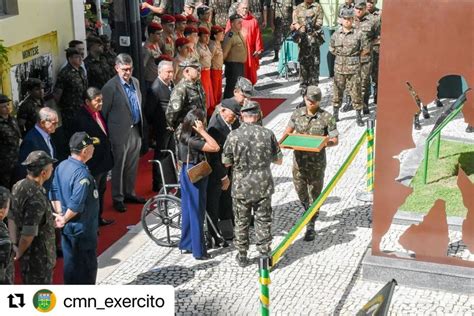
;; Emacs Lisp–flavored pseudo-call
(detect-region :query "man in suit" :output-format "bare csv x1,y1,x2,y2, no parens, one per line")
146,60,177,192
17,107,59,191
70,87,114,226
102,53,146,212
206,98,241,245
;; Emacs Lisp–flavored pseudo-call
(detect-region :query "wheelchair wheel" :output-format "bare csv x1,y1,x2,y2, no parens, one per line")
141,194,182,247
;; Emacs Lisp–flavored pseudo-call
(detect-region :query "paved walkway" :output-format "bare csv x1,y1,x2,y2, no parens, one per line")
97,55,474,314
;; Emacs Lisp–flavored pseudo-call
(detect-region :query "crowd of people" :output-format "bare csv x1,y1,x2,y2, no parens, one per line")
7,0,462,284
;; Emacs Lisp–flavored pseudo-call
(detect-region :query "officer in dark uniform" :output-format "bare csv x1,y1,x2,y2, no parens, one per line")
0,186,14,284
283,86,339,241
222,101,283,267
0,94,21,189
10,150,57,284
51,132,100,284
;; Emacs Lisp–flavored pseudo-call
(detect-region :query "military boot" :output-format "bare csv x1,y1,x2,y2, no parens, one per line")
436,98,444,107
422,106,430,119
362,103,370,115
341,95,353,112
236,252,249,267
466,125,474,133
356,110,364,127
413,114,421,130
333,107,340,122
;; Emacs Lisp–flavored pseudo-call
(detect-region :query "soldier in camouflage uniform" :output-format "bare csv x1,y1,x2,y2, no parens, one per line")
84,37,112,89
10,151,57,284
166,59,206,133
54,48,88,128
222,101,283,267
354,0,379,113
284,86,339,241
0,186,14,284
17,78,45,137
367,0,381,104
291,0,325,94
0,94,21,189
267,0,293,62
100,35,117,78
329,7,370,126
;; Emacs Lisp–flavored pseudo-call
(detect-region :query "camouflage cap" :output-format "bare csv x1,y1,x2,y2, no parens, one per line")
354,0,367,8
235,76,254,97
306,85,322,102
179,58,201,69
241,100,261,114
21,150,57,168
69,132,100,152
229,13,243,21
340,7,355,18
0,94,11,103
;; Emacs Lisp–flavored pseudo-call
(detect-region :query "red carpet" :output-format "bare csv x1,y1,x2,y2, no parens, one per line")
252,98,286,118
14,98,284,284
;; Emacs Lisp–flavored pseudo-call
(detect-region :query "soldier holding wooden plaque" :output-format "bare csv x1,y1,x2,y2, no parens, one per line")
282,86,339,241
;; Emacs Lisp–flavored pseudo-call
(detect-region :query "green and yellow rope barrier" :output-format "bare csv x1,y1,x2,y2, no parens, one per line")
271,131,368,266
259,256,271,316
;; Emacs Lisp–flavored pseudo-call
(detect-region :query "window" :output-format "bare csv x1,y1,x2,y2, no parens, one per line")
0,0,5,15
0,0,19,17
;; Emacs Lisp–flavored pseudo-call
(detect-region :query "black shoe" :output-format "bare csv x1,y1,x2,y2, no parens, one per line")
466,125,474,133
99,218,115,226
362,104,370,115
422,107,430,119
303,228,316,242
124,195,146,204
414,115,421,130
113,201,127,213
235,254,249,267
195,254,212,260
356,110,364,127
436,99,443,107
272,50,279,62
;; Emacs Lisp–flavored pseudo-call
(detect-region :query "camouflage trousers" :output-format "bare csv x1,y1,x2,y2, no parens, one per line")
360,61,372,105
371,48,380,97
332,72,363,110
233,197,272,256
298,42,320,91
292,161,325,229
20,258,54,284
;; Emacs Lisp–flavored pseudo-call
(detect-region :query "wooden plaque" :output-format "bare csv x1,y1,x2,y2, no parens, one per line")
279,133,328,152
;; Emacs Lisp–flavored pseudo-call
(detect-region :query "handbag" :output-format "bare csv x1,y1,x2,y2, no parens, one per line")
186,142,212,183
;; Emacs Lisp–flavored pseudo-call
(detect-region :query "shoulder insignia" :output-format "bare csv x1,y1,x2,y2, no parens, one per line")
79,178,90,186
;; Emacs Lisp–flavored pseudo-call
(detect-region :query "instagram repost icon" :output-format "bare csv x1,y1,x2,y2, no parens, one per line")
33,289,56,313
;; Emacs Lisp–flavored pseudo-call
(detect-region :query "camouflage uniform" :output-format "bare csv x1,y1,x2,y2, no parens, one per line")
369,9,381,103
288,107,338,229
222,122,282,256
17,96,45,137
55,63,88,125
10,178,56,284
329,26,368,110
84,54,112,89
0,115,21,189
166,78,207,131
292,1,324,91
271,0,293,52
0,221,14,284
102,50,117,77
354,12,378,106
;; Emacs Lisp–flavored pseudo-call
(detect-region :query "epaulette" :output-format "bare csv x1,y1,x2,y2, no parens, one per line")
228,32,234,38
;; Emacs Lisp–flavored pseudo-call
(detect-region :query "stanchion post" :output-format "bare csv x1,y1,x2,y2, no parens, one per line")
259,256,271,316
366,119,375,193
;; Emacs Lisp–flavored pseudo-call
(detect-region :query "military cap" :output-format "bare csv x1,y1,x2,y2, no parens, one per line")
241,101,261,114
174,14,187,23
184,0,196,8
21,150,57,168
220,98,241,116
0,94,11,104
198,26,210,35
175,37,191,48
354,0,367,8
186,14,199,24
148,21,163,32
340,7,355,18
161,14,176,24
65,47,81,58
306,85,322,102
211,25,225,35
184,25,199,36
197,5,211,17
179,58,201,69
235,76,254,97
69,132,100,152
0,186,11,209
229,13,243,22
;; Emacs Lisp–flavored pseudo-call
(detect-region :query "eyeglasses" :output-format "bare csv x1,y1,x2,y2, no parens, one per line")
119,67,133,72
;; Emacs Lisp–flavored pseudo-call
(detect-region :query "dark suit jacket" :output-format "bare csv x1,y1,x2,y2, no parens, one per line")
70,106,114,176
101,75,144,145
16,127,56,189
207,113,234,181
145,77,173,126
